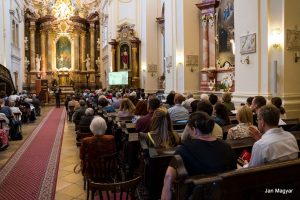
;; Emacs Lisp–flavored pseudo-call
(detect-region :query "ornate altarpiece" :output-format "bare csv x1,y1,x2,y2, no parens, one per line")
109,23,140,88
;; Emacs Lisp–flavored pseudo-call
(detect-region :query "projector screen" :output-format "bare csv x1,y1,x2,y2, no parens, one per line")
109,71,128,85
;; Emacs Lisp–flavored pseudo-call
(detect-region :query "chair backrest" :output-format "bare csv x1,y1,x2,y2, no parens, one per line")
89,176,142,200
85,153,119,183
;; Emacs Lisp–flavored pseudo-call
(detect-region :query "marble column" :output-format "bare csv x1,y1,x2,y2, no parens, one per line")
41,30,47,73
47,31,53,71
29,21,36,72
202,15,209,69
74,32,79,71
208,13,216,69
89,23,95,71
80,33,86,71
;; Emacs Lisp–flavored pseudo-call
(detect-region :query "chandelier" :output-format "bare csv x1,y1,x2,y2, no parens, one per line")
52,0,74,21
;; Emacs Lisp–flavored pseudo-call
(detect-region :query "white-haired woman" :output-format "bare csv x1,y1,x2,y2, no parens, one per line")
80,116,116,174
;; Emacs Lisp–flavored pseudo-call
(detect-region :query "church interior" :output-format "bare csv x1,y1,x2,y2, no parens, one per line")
0,0,300,199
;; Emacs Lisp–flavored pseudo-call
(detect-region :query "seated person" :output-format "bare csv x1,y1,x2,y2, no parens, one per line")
161,111,236,200
143,107,179,149
98,96,115,113
132,100,148,123
80,116,116,175
222,92,235,113
227,105,258,140
72,99,86,123
247,105,299,167
271,97,286,119
181,101,223,141
214,103,231,126
168,93,189,122
117,98,135,118
136,97,160,133
78,108,94,133
31,94,41,116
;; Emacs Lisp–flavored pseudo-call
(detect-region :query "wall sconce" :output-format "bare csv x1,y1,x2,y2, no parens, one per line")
240,56,250,64
271,28,281,49
295,52,300,63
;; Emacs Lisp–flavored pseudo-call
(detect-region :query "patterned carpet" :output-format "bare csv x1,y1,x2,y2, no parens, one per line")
0,108,66,200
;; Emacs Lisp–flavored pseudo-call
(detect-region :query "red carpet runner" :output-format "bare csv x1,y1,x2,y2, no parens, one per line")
0,108,66,200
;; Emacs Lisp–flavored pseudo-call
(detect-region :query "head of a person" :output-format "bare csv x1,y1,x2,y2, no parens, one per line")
79,99,86,107
236,105,253,124
271,97,286,115
200,93,209,102
166,92,175,106
134,100,148,115
222,92,232,103
190,100,200,113
9,101,16,107
85,108,95,116
215,103,230,124
174,93,185,104
89,116,107,135
98,96,109,107
197,101,213,116
0,98,4,106
187,93,193,99
116,92,122,99
150,107,174,146
209,94,218,105
120,98,135,112
147,97,161,113
251,96,266,113
257,105,280,133
246,97,254,107
188,111,215,135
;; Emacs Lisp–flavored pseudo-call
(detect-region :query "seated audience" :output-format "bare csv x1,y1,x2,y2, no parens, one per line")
80,116,116,174
112,92,122,109
168,93,189,122
136,97,160,133
9,101,22,121
214,103,231,126
161,111,236,200
31,94,41,116
222,92,235,112
132,100,148,123
247,105,299,167
117,98,135,118
181,101,223,141
227,105,257,140
182,93,195,113
144,107,179,148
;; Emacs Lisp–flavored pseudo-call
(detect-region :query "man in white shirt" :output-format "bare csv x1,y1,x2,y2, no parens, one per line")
248,105,299,167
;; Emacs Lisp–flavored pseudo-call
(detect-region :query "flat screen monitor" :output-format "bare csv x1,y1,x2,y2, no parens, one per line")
108,71,128,85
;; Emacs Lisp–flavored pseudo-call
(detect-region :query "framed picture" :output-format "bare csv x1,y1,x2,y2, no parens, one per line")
287,30,300,50
240,33,256,54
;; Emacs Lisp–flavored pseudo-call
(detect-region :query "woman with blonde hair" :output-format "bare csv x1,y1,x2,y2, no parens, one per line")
117,98,136,118
227,105,257,140
146,107,179,148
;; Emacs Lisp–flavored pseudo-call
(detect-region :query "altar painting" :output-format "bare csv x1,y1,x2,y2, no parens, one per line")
56,37,71,69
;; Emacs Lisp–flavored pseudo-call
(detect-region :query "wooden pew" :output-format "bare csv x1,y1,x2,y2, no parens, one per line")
174,155,300,200
281,118,300,131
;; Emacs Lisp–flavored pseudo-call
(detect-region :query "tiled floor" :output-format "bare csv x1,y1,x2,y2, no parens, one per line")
0,106,86,200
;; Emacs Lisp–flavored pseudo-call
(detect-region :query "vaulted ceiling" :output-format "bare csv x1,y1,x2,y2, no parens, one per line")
24,0,101,19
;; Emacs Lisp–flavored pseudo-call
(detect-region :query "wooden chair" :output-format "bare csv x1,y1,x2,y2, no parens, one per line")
88,176,142,200
84,153,121,199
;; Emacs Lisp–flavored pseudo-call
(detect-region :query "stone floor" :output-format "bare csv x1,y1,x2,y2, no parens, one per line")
0,106,86,200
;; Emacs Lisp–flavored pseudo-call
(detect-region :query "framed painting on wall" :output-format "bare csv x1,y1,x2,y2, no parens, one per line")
287,29,300,50
240,33,256,54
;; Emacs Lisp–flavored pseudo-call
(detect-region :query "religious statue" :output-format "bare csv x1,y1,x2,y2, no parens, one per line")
35,54,41,72
97,38,101,50
121,48,128,69
84,54,91,71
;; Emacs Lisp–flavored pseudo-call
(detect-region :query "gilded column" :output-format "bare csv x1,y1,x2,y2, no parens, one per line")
41,30,47,73
202,14,209,69
47,31,53,71
74,32,79,71
132,47,138,78
208,13,216,69
29,21,36,72
89,23,95,71
80,33,86,71
109,39,117,72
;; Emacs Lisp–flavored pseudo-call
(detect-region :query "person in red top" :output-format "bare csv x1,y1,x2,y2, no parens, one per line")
80,116,116,174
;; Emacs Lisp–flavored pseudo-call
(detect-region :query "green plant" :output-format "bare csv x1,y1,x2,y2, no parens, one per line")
217,83,227,90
